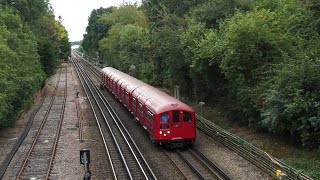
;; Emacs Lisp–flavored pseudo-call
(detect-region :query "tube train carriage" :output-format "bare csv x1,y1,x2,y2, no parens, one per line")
100,67,196,148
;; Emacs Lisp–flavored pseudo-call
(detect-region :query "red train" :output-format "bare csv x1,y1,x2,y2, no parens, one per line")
100,67,196,148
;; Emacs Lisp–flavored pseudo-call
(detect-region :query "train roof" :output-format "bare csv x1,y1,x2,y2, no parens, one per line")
101,67,193,114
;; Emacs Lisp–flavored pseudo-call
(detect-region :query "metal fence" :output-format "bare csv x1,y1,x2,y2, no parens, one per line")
196,114,313,180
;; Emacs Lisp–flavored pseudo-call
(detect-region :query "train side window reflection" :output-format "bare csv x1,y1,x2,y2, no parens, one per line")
146,109,154,122
183,112,192,122
132,98,136,108
160,113,169,123
138,102,143,112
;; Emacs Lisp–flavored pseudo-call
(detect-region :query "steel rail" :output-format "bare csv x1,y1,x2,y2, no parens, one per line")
16,68,63,179
73,52,101,79
0,90,46,179
71,57,118,180
74,57,157,180
73,58,133,179
190,147,232,180
75,59,137,179
76,57,157,180
164,150,195,180
176,150,207,180
46,66,68,179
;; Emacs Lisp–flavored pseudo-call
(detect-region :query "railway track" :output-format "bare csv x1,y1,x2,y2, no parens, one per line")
72,56,157,180
0,66,68,179
16,66,67,179
165,147,231,180
73,53,101,80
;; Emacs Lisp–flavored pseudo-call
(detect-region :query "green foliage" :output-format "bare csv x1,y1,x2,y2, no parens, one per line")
141,0,206,19
99,5,148,62
217,0,320,146
0,6,45,128
82,7,112,57
149,13,192,91
189,0,252,28
261,48,320,148
180,19,227,102
118,24,152,78
0,1,70,128
3,0,71,75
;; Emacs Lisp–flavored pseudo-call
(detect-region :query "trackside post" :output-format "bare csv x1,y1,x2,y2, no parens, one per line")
80,149,91,180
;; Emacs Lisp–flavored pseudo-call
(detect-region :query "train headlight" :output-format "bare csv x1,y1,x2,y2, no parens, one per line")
167,131,170,134
164,134,166,136
159,131,162,135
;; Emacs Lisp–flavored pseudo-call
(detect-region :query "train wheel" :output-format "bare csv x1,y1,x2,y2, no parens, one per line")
149,135,158,146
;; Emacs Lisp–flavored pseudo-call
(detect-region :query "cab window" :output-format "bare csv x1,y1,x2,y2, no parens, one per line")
160,113,169,123
173,111,179,122
183,112,192,122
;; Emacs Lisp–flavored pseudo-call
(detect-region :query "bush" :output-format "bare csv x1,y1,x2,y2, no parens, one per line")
261,49,320,148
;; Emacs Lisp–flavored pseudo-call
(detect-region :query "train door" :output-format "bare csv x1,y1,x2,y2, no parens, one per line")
137,101,143,122
111,80,114,92
121,88,125,102
171,111,183,137
182,111,195,138
125,91,129,108
132,97,136,115
145,108,154,132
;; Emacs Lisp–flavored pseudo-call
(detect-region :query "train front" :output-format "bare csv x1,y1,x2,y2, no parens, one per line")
153,105,196,148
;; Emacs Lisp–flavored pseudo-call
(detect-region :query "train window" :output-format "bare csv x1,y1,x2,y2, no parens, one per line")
132,98,136,108
183,112,192,122
160,113,169,123
160,125,169,129
122,88,124,98
138,102,143,112
146,109,153,122
125,92,129,102
173,111,179,122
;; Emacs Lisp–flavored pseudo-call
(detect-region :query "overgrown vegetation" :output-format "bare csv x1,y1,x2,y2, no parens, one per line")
82,0,320,150
0,1,70,128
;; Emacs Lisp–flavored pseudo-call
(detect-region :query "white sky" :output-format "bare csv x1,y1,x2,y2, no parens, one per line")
49,0,141,42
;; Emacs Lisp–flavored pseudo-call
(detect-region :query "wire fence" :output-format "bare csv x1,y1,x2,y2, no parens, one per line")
196,114,313,180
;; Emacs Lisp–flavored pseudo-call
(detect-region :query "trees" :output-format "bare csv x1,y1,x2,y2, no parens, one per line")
82,7,112,57
99,5,150,74
0,1,70,128
0,6,45,128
